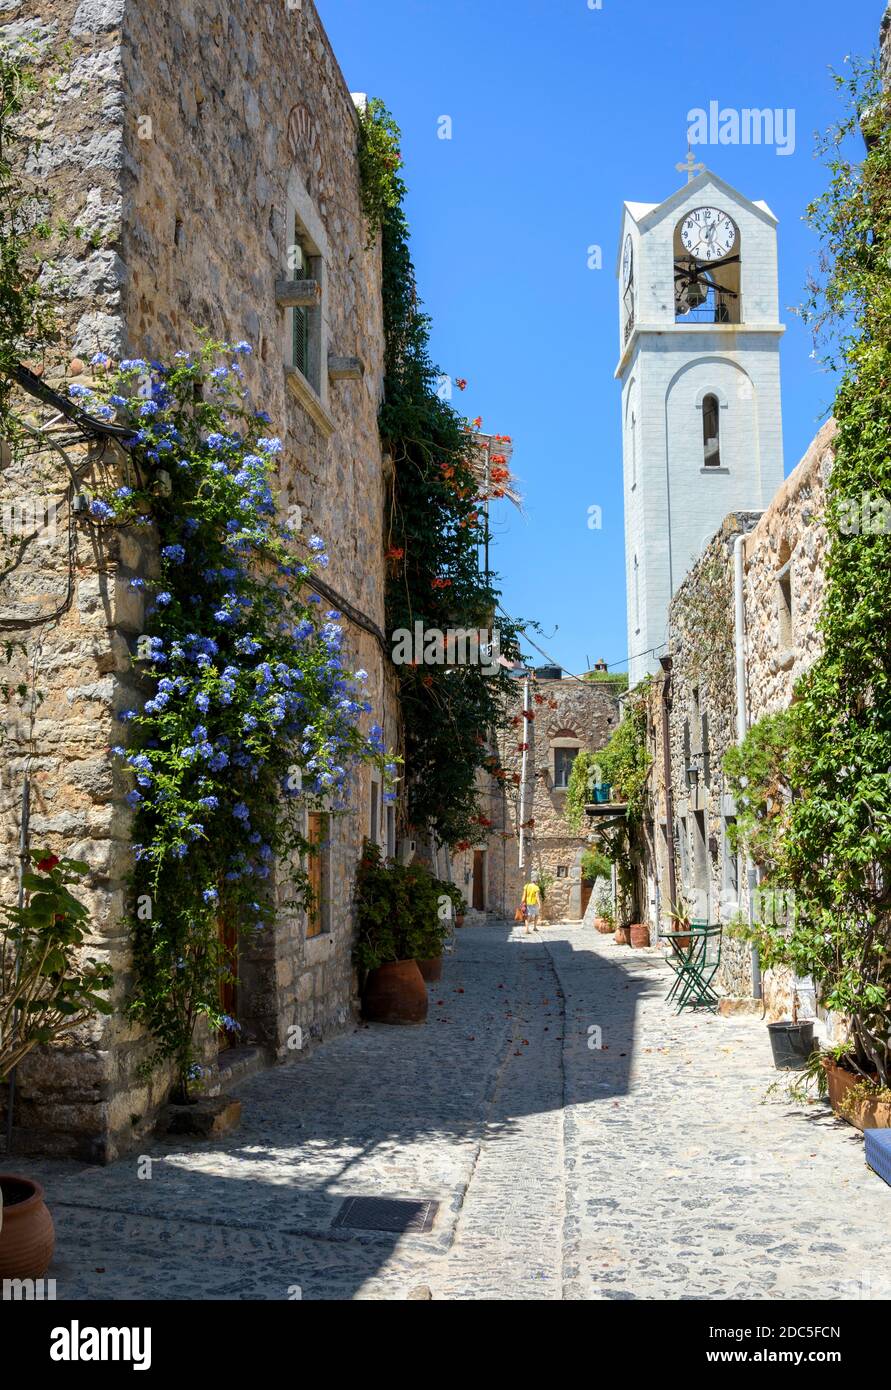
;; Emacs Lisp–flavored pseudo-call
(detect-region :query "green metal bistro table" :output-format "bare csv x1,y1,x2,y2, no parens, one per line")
662,921,723,1013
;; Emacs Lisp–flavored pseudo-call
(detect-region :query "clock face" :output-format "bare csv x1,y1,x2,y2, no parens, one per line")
680,207,737,262
622,234,634,288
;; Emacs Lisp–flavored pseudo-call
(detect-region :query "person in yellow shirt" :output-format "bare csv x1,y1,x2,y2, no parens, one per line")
521,877,541,933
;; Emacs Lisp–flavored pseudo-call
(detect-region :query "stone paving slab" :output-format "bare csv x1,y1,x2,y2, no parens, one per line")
15,922,891,1300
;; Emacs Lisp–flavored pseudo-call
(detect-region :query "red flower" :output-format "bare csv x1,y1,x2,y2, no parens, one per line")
455,378,467,391
36,854,60,873
431,577,452,590
472,416,483,430
517,742,529,752
385,546,404,561
522,709,535,720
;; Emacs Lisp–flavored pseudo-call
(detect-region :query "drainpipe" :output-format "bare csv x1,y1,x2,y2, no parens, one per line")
658,656,677,917
734,531,761,999
734,534,748,746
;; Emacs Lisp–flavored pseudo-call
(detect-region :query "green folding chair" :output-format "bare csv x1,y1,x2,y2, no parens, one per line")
676,923,723,1012
663,921,723,1013
662,920,708,1008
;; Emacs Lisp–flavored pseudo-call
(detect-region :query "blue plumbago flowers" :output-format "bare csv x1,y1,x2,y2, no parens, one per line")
82,341,398,1094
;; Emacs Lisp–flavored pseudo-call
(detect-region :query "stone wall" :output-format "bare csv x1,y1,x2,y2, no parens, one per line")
449,674,622,922
640,422,835,1014
0,0,399,1158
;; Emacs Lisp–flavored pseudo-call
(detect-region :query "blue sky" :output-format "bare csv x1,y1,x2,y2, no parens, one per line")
319,0,881,675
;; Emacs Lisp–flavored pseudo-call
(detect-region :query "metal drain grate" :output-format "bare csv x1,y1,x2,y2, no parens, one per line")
332,1196,439,1234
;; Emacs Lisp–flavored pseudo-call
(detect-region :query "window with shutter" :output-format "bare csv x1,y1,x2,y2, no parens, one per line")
291,231,310,377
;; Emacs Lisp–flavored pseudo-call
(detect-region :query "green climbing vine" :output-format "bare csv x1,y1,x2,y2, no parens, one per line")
364,98,525,847
564,749,604,833
725,57,891,1087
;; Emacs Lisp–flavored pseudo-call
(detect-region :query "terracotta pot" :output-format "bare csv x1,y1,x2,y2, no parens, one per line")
823,1059,891,1131
614,925,631,946
594,917,614,934
0,1176,55,1280
362,959,428,1025
416,956,442,983
455,915,466,929
630,922,650,948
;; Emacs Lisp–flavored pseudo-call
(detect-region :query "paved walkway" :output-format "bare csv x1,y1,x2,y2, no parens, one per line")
24,923,891,1300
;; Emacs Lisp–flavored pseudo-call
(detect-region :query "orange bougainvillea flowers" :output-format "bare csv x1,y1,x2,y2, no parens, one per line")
431,577,452,590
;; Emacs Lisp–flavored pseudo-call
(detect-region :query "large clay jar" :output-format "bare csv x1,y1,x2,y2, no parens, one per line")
416,956,443,983
362,960,428,1024
614,925,631,946
0,1176,55,1280
630,922,651,948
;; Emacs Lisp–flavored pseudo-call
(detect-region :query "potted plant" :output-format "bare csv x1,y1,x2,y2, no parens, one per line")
407,865,451,983
592,882,615,934
767,987,816,1070
666,897,694,951
353,842,427,1023
0,852,112,1279
630,921,651,948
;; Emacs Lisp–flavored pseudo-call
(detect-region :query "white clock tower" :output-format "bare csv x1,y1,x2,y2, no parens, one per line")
616,167,785,688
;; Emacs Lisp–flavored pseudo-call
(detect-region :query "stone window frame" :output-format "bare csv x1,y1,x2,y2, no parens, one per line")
282,170,333,434
551,734,582,792
776,539,795,663
369,768,382,849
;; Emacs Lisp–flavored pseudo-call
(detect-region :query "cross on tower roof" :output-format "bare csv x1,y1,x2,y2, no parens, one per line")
676,146,706,184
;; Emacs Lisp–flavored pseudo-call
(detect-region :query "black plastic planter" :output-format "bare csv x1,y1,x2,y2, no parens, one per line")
767,1020,815,1069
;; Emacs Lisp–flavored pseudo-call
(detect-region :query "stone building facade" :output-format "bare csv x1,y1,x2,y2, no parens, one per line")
0,0,399,1159
450,671,622,923
640,422,835,1016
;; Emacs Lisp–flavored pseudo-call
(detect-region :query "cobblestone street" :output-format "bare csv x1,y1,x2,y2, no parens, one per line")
29,923,891,1301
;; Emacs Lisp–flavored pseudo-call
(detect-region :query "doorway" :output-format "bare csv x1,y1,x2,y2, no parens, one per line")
472,850,486,910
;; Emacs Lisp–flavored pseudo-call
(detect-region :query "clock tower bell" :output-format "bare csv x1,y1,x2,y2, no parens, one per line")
616,169,785,688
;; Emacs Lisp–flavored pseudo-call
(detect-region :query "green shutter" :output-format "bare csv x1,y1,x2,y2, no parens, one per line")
292,306,308,377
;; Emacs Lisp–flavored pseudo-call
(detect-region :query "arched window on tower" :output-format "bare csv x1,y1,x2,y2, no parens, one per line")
631,410,637,486
702,394,721,468
633,553,640,633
